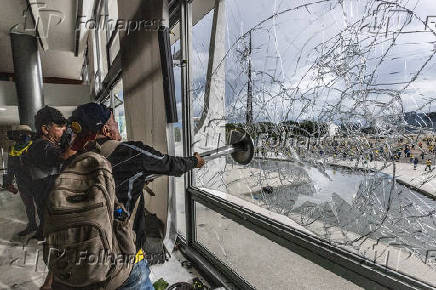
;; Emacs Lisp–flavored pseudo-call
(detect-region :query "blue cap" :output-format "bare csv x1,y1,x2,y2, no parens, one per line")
70,103,112,133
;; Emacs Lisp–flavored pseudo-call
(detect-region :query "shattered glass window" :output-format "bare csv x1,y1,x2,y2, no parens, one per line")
195,201,362,289
112,80,127,141
191,0,436,285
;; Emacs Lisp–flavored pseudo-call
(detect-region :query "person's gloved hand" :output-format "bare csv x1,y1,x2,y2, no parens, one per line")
194,152,205,168
7,184,18,194
70,132,96,151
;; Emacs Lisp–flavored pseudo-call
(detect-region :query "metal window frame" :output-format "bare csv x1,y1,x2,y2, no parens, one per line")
188,188,435,290
95,52,121,103
169,0,181,28
104,0,112,72
106,0,119,72
90,0,104,94
177,1,436,289
180,0,195,244
106,28,118,70
176,235,254,290
99,0,181,101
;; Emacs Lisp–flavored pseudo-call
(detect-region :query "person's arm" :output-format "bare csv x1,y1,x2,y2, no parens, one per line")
59,146,77,160
41,140,76,165
121,141,204,176
40,142,64,167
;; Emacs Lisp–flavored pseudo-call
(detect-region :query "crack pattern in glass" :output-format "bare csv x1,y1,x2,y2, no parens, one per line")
190,0,436,285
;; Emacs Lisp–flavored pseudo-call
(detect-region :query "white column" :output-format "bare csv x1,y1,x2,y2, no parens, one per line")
118,0,170,227
193,0,227,191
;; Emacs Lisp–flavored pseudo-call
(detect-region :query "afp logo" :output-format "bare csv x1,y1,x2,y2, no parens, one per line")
11,2,65,39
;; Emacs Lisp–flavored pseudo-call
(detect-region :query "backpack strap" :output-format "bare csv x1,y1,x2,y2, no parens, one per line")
99,140,121,158
129,195,141,226
99,139,141,220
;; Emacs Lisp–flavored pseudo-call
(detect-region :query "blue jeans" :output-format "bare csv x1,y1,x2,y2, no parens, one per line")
118,260,155,290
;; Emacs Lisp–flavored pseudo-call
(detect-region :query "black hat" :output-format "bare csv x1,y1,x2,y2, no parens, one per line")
35,106,67,136
70,103,112,134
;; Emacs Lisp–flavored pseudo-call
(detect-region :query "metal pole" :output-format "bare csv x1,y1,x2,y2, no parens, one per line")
142,145,241,183
1,147,5,185
246,30,253,124
10,32,44,130
110,91,115,110
1,147,4,169
181,0,195,244
92,0,102,95
104,0,112,70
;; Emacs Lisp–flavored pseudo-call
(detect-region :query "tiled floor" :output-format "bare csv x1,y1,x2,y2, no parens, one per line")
0,189,210,289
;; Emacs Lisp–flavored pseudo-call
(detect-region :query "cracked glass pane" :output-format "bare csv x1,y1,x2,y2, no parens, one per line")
191,0,436,285
195,202,363,289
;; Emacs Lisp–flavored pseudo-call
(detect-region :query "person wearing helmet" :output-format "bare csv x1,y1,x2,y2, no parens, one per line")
26,106,77,240
3,125,37,236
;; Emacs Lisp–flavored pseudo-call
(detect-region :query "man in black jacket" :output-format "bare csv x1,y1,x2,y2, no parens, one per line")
26,106,76,240
3,125,36,236
70,103,205,249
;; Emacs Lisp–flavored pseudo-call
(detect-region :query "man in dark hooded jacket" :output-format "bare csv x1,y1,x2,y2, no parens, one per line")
69,102,205,289
26,106,76,240
70,103,205,249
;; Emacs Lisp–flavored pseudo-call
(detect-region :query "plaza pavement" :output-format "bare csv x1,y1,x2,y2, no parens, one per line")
256,151,436,199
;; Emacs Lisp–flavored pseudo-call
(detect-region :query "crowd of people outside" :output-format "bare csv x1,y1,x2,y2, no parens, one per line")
254,133,436,173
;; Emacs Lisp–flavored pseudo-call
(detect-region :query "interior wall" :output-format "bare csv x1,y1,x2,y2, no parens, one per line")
118,0,170,225
0,125,12,157
0,81,90,124
0,81,91,107
0,125,13,180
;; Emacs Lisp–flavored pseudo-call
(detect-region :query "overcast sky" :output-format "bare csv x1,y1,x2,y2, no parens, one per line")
181,0,436,126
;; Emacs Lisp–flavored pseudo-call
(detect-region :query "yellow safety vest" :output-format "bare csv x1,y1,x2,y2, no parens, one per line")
9,141,32,157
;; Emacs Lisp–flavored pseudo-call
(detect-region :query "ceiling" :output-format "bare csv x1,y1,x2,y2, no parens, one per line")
0,0,215,79
0,0,215,125
0,106,76,125
0,0,92,125
0,0,85,80
170,0,215,44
